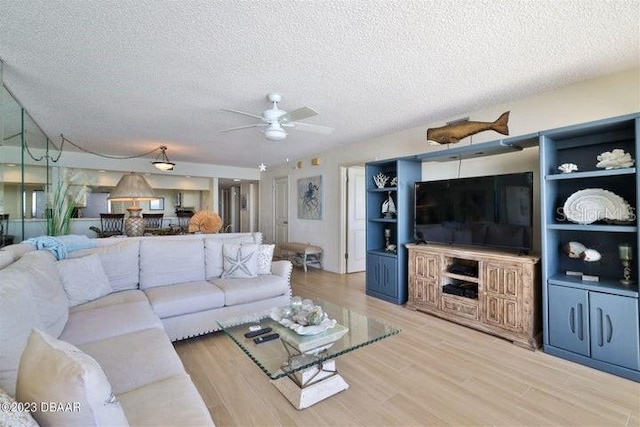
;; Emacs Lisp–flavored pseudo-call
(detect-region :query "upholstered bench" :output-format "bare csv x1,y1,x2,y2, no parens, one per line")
279,242,323,272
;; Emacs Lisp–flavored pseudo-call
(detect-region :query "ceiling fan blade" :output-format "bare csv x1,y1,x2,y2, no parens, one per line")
291,121,334,135
219,123,266,133
279,106,318,123
221,108,264,120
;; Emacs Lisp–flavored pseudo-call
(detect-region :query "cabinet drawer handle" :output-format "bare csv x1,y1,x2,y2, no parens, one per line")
569,307,575,334
606,314,613,344
596,308,603,347
577,303,584,341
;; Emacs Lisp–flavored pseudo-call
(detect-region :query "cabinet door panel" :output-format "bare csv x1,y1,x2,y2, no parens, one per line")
589,293,640,370
548,285,589,356
412,252,438,280
380,256,398,298
366,255,381,293
504,299,519,330
485,295,502,325
410,277,438,307
503,267,520,298
484,265,501,293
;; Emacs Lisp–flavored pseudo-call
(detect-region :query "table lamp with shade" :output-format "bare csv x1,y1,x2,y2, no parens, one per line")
108,172,157,236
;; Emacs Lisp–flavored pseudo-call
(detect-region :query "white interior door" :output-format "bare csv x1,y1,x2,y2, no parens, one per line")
346,166,366,272
274,176,288,254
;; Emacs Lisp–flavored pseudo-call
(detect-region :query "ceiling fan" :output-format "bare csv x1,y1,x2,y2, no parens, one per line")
220,93,334,141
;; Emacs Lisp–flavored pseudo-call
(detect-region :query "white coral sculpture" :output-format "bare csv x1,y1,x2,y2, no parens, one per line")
596,149,635,169
558,163,578,173
373,172,389,188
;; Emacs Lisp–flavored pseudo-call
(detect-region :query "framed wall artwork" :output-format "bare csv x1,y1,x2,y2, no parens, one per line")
150,198,164,210
297,175,322,220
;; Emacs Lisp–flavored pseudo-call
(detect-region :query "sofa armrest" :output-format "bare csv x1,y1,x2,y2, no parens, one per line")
270,260,293,282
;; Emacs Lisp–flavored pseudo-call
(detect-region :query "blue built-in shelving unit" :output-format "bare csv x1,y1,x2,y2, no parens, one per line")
365,157,421,304
539,112,640,381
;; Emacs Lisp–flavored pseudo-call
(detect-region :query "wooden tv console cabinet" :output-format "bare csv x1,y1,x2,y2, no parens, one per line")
406,244,541,350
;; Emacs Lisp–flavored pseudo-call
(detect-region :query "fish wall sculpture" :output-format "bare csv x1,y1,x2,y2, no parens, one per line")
426,111,510,145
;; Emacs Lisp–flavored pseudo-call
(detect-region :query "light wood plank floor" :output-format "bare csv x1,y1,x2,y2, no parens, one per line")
174,268,640,427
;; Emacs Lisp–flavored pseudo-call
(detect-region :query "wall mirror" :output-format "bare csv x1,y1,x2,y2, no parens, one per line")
1,76,259,241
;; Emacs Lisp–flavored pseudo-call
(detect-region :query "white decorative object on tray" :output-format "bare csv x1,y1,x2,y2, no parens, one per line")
563,188,633,224
277,316,337,335
271,301,337,336
373,172,389,188
558,163,578,173
596,149,635,169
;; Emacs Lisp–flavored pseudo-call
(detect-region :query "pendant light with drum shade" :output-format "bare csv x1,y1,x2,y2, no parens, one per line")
108,172,157,236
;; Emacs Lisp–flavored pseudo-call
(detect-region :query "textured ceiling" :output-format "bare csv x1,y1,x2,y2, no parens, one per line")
0,0,638,170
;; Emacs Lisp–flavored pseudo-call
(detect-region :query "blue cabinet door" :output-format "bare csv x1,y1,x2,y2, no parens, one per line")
589,292,640,370
366,254,399,300
548,285,589,356
380,256,398,299
366,254,382,294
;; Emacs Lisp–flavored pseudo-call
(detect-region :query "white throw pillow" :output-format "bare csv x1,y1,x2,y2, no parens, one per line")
255,244,275,275
204,235,257,279
15,329,129,427
222,244,258,278
57,254,113,307
70,240,140,291
0,386,38,427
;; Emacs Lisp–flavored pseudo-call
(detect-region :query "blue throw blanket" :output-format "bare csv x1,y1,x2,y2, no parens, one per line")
24,235,97,260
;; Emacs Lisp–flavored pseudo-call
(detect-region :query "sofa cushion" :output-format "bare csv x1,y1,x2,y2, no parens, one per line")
222,243,258,278
144,280,225,318
0,386,38,426
139,239,205,289
0,251,14,270
256,244,275,275
79,328,186,395
70,289,149,313
204,234,258,279
212,274,289,306
57,253,114,307
118,374,214,427
16,329,129,427
70,240,140,291
0,269,44,396
60,301,163,346
9,251,69,338
144,280,225,319
0,243,36,260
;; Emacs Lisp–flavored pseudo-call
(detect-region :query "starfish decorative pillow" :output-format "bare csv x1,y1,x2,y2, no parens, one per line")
221,244,258,278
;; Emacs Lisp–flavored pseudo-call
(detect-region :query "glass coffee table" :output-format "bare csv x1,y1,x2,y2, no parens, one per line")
218,299,400,409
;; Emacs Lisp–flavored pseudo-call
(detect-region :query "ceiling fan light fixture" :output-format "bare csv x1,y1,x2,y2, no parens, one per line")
221,93,333,140
264,126,287,141
152,146,175,171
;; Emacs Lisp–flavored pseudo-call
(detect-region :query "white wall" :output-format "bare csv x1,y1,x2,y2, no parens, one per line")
259,69,640,273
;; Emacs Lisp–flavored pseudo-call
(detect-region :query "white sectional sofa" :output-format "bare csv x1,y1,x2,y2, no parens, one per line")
0,232,293,426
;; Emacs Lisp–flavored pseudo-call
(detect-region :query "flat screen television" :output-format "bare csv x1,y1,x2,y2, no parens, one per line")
414,172,534,252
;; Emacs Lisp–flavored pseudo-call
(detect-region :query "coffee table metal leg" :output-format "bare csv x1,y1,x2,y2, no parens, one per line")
271,360,349,409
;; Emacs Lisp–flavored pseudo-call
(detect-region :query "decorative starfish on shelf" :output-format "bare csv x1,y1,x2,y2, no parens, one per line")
258,163,266,172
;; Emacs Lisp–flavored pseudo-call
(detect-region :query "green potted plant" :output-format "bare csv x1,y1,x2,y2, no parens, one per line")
46,168,88,236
